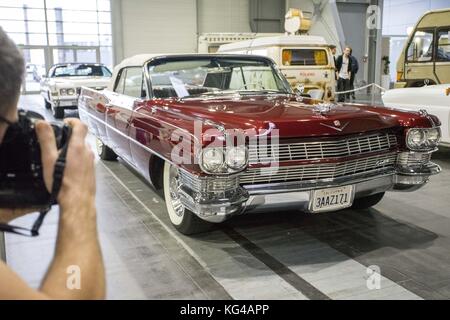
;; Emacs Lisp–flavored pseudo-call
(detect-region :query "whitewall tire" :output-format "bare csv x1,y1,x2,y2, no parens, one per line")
162,161,212,235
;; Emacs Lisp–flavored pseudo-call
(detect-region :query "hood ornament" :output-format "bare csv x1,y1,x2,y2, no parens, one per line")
312,103,337,115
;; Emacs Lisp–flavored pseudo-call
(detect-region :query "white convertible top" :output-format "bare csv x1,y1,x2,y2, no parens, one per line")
115,54,164,68
110,54,179,90
219,35,328,52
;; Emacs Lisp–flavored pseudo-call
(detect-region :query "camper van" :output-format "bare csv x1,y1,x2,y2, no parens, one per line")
395,8,450,88
218,35,336,101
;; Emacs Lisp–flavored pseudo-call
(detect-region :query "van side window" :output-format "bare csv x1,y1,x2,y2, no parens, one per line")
114,69,126,94
123,67,144,98
407,30,434,62
437,29,450,62
282,49,328,66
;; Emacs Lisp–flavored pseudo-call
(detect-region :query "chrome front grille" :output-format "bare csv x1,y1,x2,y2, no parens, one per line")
248,132,398,164
240,153,397,185
397,152,431,167
179,169,239,193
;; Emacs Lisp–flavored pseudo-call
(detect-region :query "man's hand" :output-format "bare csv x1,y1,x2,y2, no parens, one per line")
36,118,96,211
35,118,104,299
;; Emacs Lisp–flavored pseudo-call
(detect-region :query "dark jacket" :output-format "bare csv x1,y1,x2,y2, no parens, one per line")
335,55,353,76
349,55,359,74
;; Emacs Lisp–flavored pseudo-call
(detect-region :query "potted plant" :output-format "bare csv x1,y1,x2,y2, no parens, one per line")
381,56,391,89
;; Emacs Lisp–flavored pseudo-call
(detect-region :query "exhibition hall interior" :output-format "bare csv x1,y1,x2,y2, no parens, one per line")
1,0,450,302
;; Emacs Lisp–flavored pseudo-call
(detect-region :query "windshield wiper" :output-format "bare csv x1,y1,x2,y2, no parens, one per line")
238,89,290,95
181,90,240,99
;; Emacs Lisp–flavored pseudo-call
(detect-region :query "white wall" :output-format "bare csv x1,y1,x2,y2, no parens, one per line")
383,0,450,36
118,0,197,59
113,0,255,63
198,0,251,33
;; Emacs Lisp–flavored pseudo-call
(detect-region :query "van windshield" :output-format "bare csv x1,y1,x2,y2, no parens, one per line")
282,49,328,66
148,56,292,98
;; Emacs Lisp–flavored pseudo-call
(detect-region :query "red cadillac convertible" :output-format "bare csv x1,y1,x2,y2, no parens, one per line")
78,54,441,234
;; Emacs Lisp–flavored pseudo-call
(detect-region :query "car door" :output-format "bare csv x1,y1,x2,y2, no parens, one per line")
435,27,450,84
128,70,157,180
105,66,143,164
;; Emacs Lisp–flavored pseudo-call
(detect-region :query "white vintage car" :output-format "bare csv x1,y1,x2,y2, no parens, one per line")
382,84,450,147
40,63,112,119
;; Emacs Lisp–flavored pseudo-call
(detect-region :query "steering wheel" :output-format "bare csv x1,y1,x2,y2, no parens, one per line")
238,83,266,90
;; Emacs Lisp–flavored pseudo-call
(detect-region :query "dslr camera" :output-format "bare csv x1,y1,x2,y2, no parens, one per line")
0,109,71,209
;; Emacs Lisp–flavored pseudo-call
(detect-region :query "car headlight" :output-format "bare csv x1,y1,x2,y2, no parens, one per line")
200,146,248,174
201,148,225,173
225,146,248,170
406,128,441,150
60,88,76,95
426,128,441,145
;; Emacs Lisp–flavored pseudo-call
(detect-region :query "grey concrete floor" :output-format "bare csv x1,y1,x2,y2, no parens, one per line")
3,94,450,300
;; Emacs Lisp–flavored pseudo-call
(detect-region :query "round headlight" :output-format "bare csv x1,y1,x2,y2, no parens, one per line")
59,88,67,95
201,148,224,172
226,146,247,170
407,129,425,148
426,128,441,146
67,88,76,95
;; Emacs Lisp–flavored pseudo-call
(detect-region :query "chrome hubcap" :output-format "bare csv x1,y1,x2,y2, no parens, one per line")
168,166,184,217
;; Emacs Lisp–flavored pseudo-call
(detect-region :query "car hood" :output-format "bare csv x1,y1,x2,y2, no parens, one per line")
51,76,110,88
155,95,434,138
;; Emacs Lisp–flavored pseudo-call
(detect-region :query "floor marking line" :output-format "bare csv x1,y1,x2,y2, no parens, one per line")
291,214,425,299
222,227,331,300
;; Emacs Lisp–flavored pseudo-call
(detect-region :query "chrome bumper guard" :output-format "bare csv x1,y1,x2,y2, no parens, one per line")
178,162,441,222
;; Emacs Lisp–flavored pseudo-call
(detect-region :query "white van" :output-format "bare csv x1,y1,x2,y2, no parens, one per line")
218,35,336,101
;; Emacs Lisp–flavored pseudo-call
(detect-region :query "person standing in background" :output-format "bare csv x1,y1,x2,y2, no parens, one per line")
349,48,359,100
335,46,353,103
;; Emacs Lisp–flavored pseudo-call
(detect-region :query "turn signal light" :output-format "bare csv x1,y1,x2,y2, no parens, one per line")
396,71,403,82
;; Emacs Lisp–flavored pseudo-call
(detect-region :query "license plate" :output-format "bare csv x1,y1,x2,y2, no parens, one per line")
311,185,354,213
60,100,76,107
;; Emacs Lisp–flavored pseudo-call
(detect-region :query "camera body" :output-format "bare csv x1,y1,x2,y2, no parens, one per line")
0,110,71,209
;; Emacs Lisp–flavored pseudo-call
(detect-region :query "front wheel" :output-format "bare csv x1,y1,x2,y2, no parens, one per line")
163,162,213,235
44,99,51,109
96,139,117,161
351,192,385,210
52,106,64,119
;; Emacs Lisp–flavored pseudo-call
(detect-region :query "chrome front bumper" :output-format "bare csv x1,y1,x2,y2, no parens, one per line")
52,97,79,108
178,162,441,223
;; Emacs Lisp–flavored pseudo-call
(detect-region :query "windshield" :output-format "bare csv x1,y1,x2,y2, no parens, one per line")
52,64,112,77
147,57,292,98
